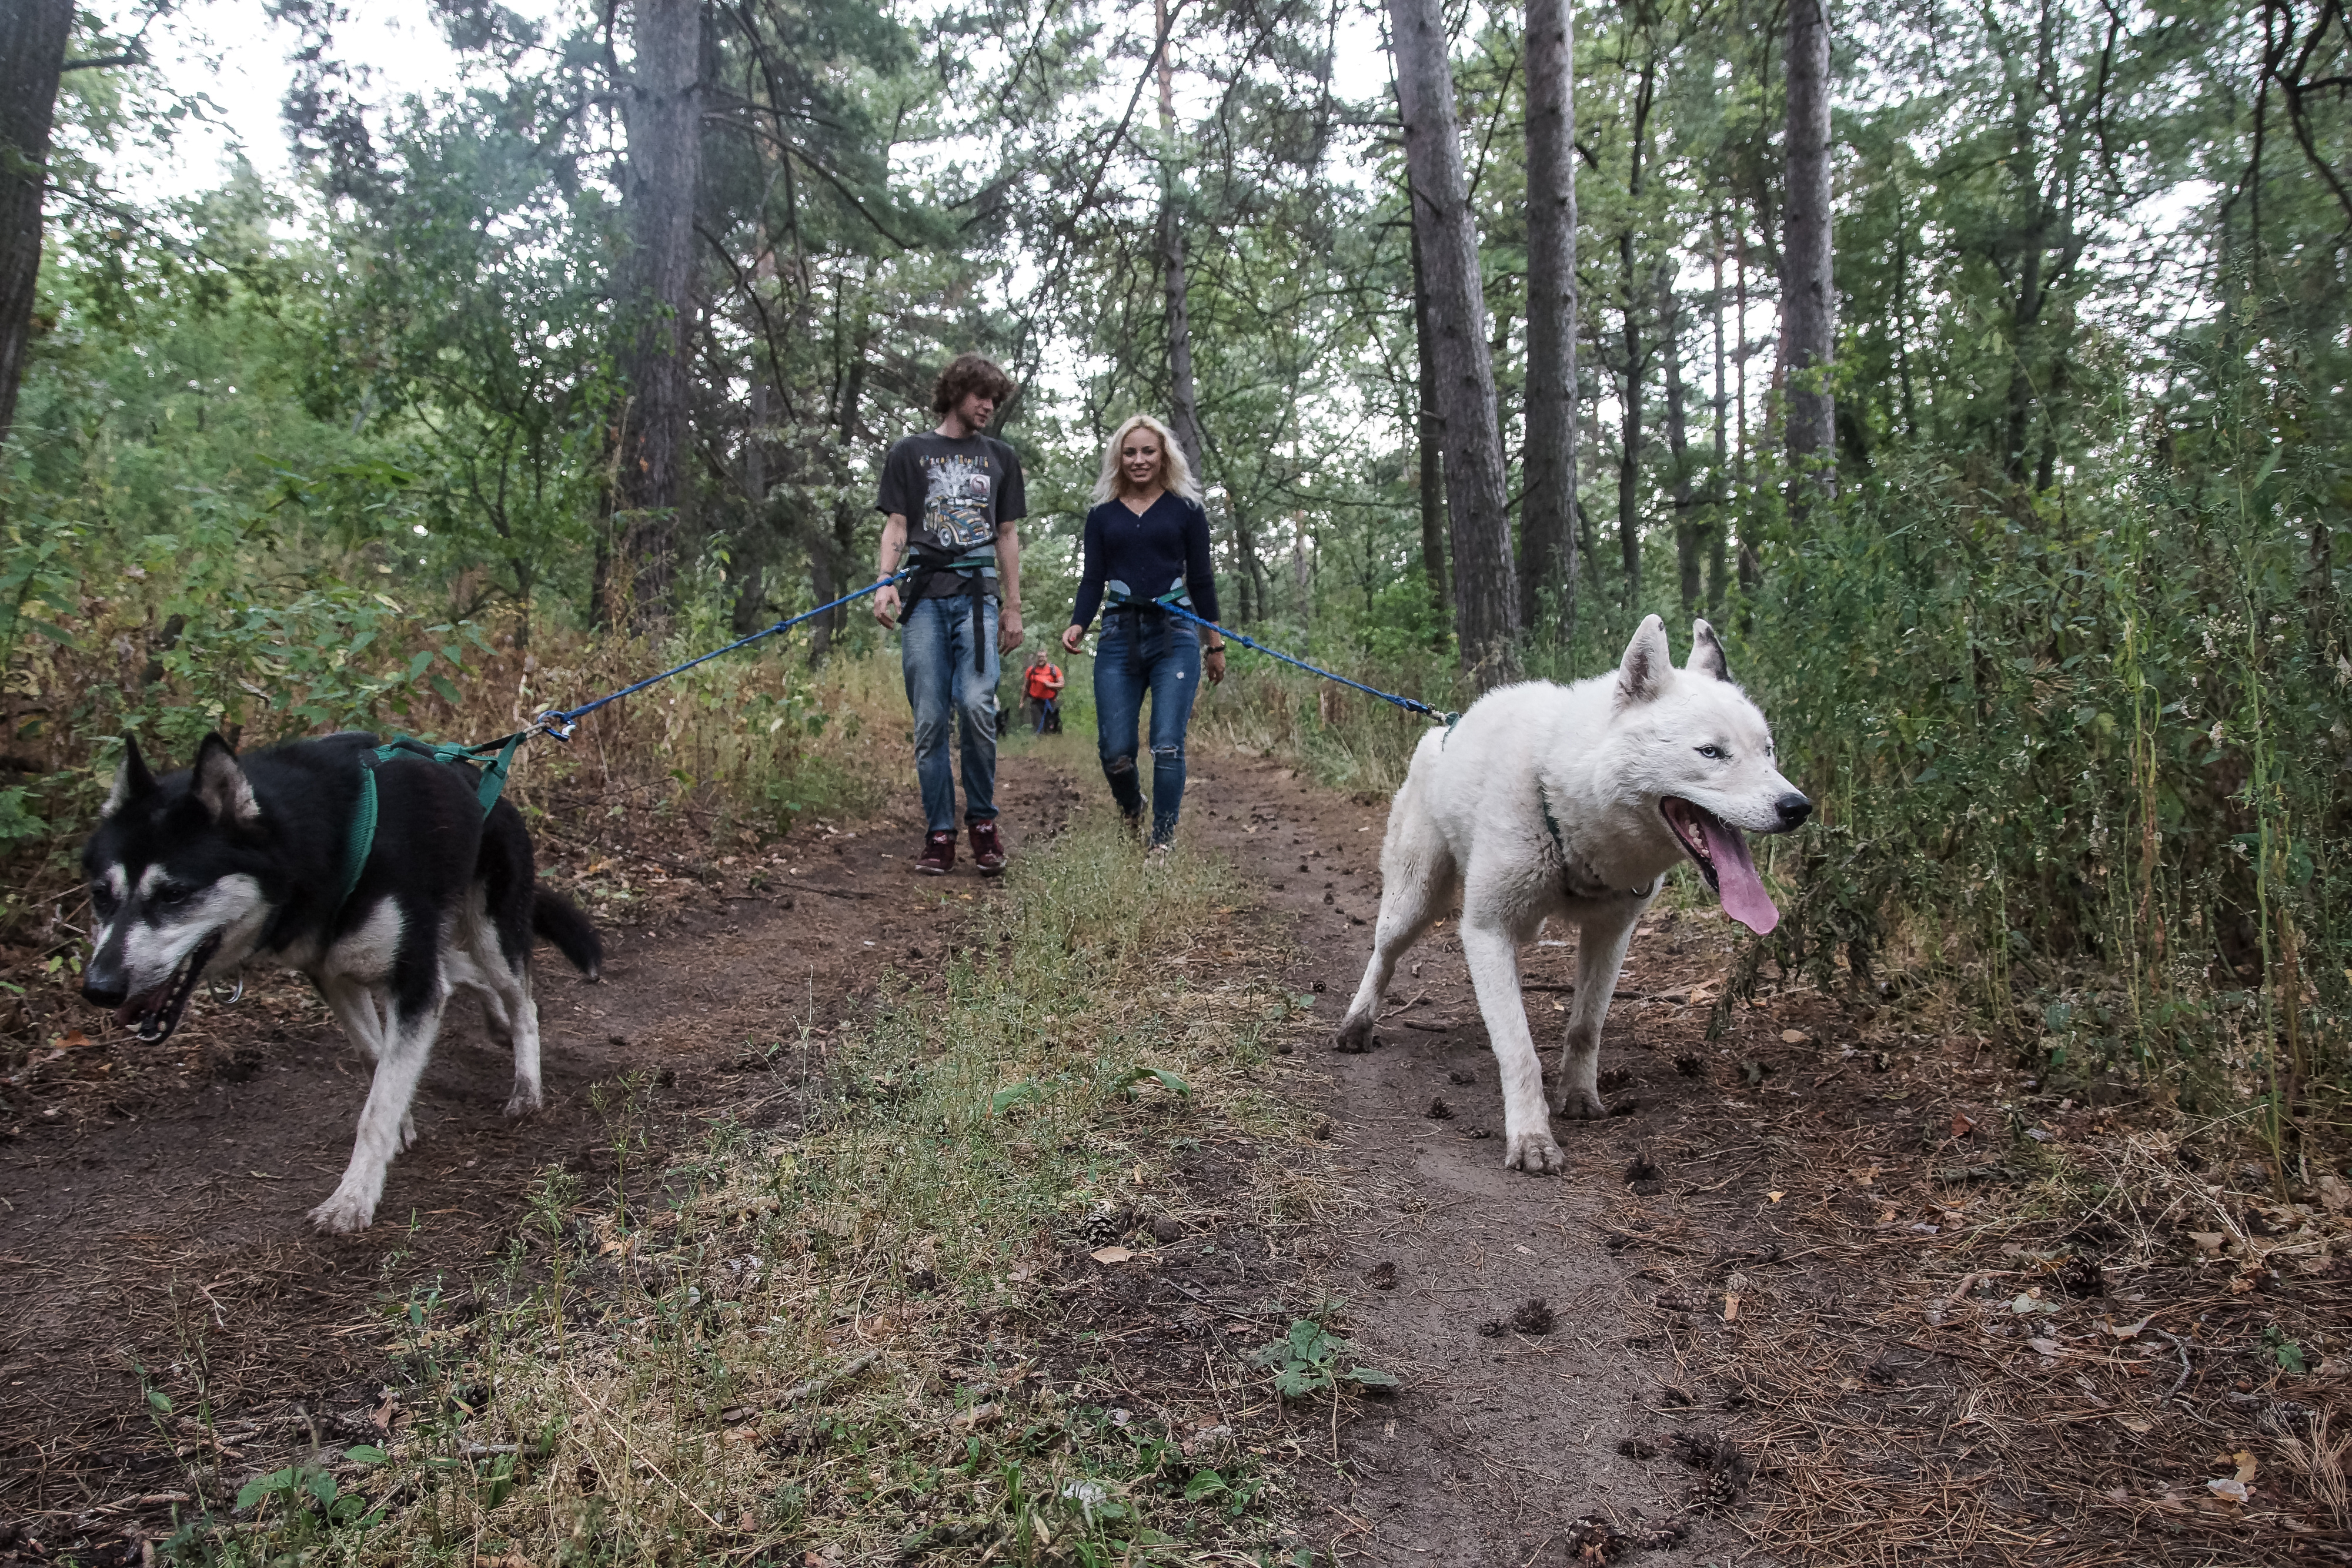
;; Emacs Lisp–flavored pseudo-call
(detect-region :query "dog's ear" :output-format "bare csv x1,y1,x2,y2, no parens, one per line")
1688,619,1732,683
192,734,261,828
101,737,158,820
1615,615,1673,706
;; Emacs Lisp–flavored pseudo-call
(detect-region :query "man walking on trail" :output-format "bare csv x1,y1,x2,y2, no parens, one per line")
1024,648,1065,734
872,354,1027,877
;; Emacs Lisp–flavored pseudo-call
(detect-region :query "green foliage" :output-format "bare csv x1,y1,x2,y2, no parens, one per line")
1249,1318,1398,1400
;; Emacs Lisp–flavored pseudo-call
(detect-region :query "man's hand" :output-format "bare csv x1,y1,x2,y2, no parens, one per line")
999,607,1024,653
873,583,901,628
1205,646,1227,685
1061,623,1085,655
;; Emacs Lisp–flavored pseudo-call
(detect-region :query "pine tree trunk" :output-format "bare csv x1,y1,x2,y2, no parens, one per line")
1783,0,1836,519
1519,0,1577,640
614,0,703,626
1406,188,1450,633
1708,220,1729,613
1661,283,1701,615
0,0,74,446
1388,0,1520,685
1156,0,1207,484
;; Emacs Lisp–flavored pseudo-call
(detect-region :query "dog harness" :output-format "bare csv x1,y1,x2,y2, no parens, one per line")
1537,784,1661,902
335,733,527,910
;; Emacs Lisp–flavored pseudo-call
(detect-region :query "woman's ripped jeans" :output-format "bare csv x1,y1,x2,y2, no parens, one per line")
1092,607,1201,846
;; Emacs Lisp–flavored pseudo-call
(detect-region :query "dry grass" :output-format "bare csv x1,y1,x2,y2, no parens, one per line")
146,811,1339,1566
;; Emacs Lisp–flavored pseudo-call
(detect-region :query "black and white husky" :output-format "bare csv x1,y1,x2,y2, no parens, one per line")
79,731,601,1232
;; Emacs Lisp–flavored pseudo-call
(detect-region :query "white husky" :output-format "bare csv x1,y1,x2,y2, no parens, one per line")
1337,616,1810,1174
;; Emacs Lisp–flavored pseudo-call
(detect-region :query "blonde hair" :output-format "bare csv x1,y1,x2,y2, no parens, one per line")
1090,414,1202,506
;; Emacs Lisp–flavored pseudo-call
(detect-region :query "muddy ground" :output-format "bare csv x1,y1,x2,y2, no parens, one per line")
4,740,2346,1566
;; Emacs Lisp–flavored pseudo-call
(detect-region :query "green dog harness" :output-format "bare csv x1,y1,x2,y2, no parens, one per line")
335,732,527,910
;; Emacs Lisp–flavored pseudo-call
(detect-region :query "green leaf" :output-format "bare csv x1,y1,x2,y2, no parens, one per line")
1108,1065,1190,1099
1345,1366,1401,1389
236,1467,298,1511
344,1444,390,1465
429,673,462,705
991,1079,1051,1115
1183,1470,1230,1502
144,1386,173,1415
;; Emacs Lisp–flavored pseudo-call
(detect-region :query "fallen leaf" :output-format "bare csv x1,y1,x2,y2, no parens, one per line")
1950,1111,1977,1138
58,1029,92,1050
2207,1477,2250,1504
1767,1191,1786,1203
952,1402,1001,1430
2227,1274,2257,1295
1007,1265,1033,1282
370,1391,398,1435
1513,1243,1536,1256
2030,1336,2062,1356
1780,1029,1810,1045
2186,1232,2229,1254
2234,1449,2259,1483
1089,1246,1132,1265
2107,1315,2153,1340
723,1425,759,1444
2114,1415,2154,1434
1722,1295,1741,1322
2319,1172,2352,1215
1847,1165,1882,1185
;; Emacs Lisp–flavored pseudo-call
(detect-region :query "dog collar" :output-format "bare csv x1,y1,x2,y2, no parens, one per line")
1537,784,1658,901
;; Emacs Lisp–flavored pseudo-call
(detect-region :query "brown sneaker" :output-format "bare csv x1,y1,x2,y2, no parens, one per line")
915,829,957,875
968,819,1007,877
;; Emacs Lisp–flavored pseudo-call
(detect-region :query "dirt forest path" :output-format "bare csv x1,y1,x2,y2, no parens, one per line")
1184,749,1788,1567
0,760,1091,1518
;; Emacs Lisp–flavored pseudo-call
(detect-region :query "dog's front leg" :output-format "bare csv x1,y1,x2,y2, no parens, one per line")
312,997,446,1233
1460,918,1563,1174
1557,907,1643,1118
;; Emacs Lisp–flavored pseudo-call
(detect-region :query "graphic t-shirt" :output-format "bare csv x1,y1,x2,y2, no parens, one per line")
875,432,1028,600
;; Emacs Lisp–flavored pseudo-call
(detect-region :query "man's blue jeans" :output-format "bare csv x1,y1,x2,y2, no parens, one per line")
1094,607,1200,845
900,594,999,833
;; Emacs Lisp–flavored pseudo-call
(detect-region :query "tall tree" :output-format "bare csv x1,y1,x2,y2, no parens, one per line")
0,0,75,446
1783,0,1835,514
1406,180,1450,631
1388,0,1520,684
1155,0,1208,483
613,0,704,623
1519,0,1578,638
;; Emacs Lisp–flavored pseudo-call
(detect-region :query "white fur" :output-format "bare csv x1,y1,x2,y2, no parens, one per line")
1338,616,1804,1174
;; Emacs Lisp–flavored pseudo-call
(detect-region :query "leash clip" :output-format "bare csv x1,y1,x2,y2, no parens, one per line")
536,710,577,743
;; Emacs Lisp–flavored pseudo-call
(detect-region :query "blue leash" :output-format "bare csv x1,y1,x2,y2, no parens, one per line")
1115,594,1456,725
537,569,915,739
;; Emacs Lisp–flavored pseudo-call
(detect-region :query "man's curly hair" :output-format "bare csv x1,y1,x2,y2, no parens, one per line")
932,353,1017,418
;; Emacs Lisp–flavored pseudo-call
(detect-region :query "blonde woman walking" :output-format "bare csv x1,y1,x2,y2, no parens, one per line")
1061,415,1226,850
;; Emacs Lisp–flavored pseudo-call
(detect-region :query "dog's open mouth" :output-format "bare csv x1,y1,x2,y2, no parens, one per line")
1659,798,1779,935
113,933,221,1044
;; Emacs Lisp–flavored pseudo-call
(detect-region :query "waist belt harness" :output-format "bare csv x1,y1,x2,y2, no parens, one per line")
909,546,999,673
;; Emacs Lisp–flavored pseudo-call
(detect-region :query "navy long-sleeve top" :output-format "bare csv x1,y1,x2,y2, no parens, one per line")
1070,492,1221,630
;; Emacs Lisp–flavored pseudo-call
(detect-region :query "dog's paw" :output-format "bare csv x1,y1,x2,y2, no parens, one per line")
1334,1014,1376,1054
1555,1087,1609,1121
1503,1129,1566,1174
504,1086,544,1119
308,1190,377,1234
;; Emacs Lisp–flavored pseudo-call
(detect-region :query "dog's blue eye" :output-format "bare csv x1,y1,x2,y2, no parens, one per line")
1698,745,1724,760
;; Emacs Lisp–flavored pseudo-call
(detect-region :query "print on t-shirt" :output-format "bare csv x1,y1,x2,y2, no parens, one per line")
925,454,995,549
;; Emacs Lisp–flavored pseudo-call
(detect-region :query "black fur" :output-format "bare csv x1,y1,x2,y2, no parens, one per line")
81,731,600,1231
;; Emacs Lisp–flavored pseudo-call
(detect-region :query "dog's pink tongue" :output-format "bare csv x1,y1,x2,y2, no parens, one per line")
1701,817,1779,934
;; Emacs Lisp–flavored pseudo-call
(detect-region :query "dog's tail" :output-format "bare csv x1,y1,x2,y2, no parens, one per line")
533,890,603,981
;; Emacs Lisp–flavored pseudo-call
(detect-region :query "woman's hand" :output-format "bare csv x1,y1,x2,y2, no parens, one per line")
1061,623,1085,654
1205,646,1227,684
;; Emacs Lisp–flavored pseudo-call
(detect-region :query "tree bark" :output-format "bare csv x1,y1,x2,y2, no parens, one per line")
1155,0,1207,483
1519,0,1577,640
1662,282,1701,614
1783,0,1836,519
1388,0,1520,686
1615,52,1656,607
614,0,704,626
1708,220,1728,613
0,0,74,447
1406,186,1450,634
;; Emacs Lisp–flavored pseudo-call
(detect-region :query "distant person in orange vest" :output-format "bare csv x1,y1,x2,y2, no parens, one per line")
1024,648,1065,734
